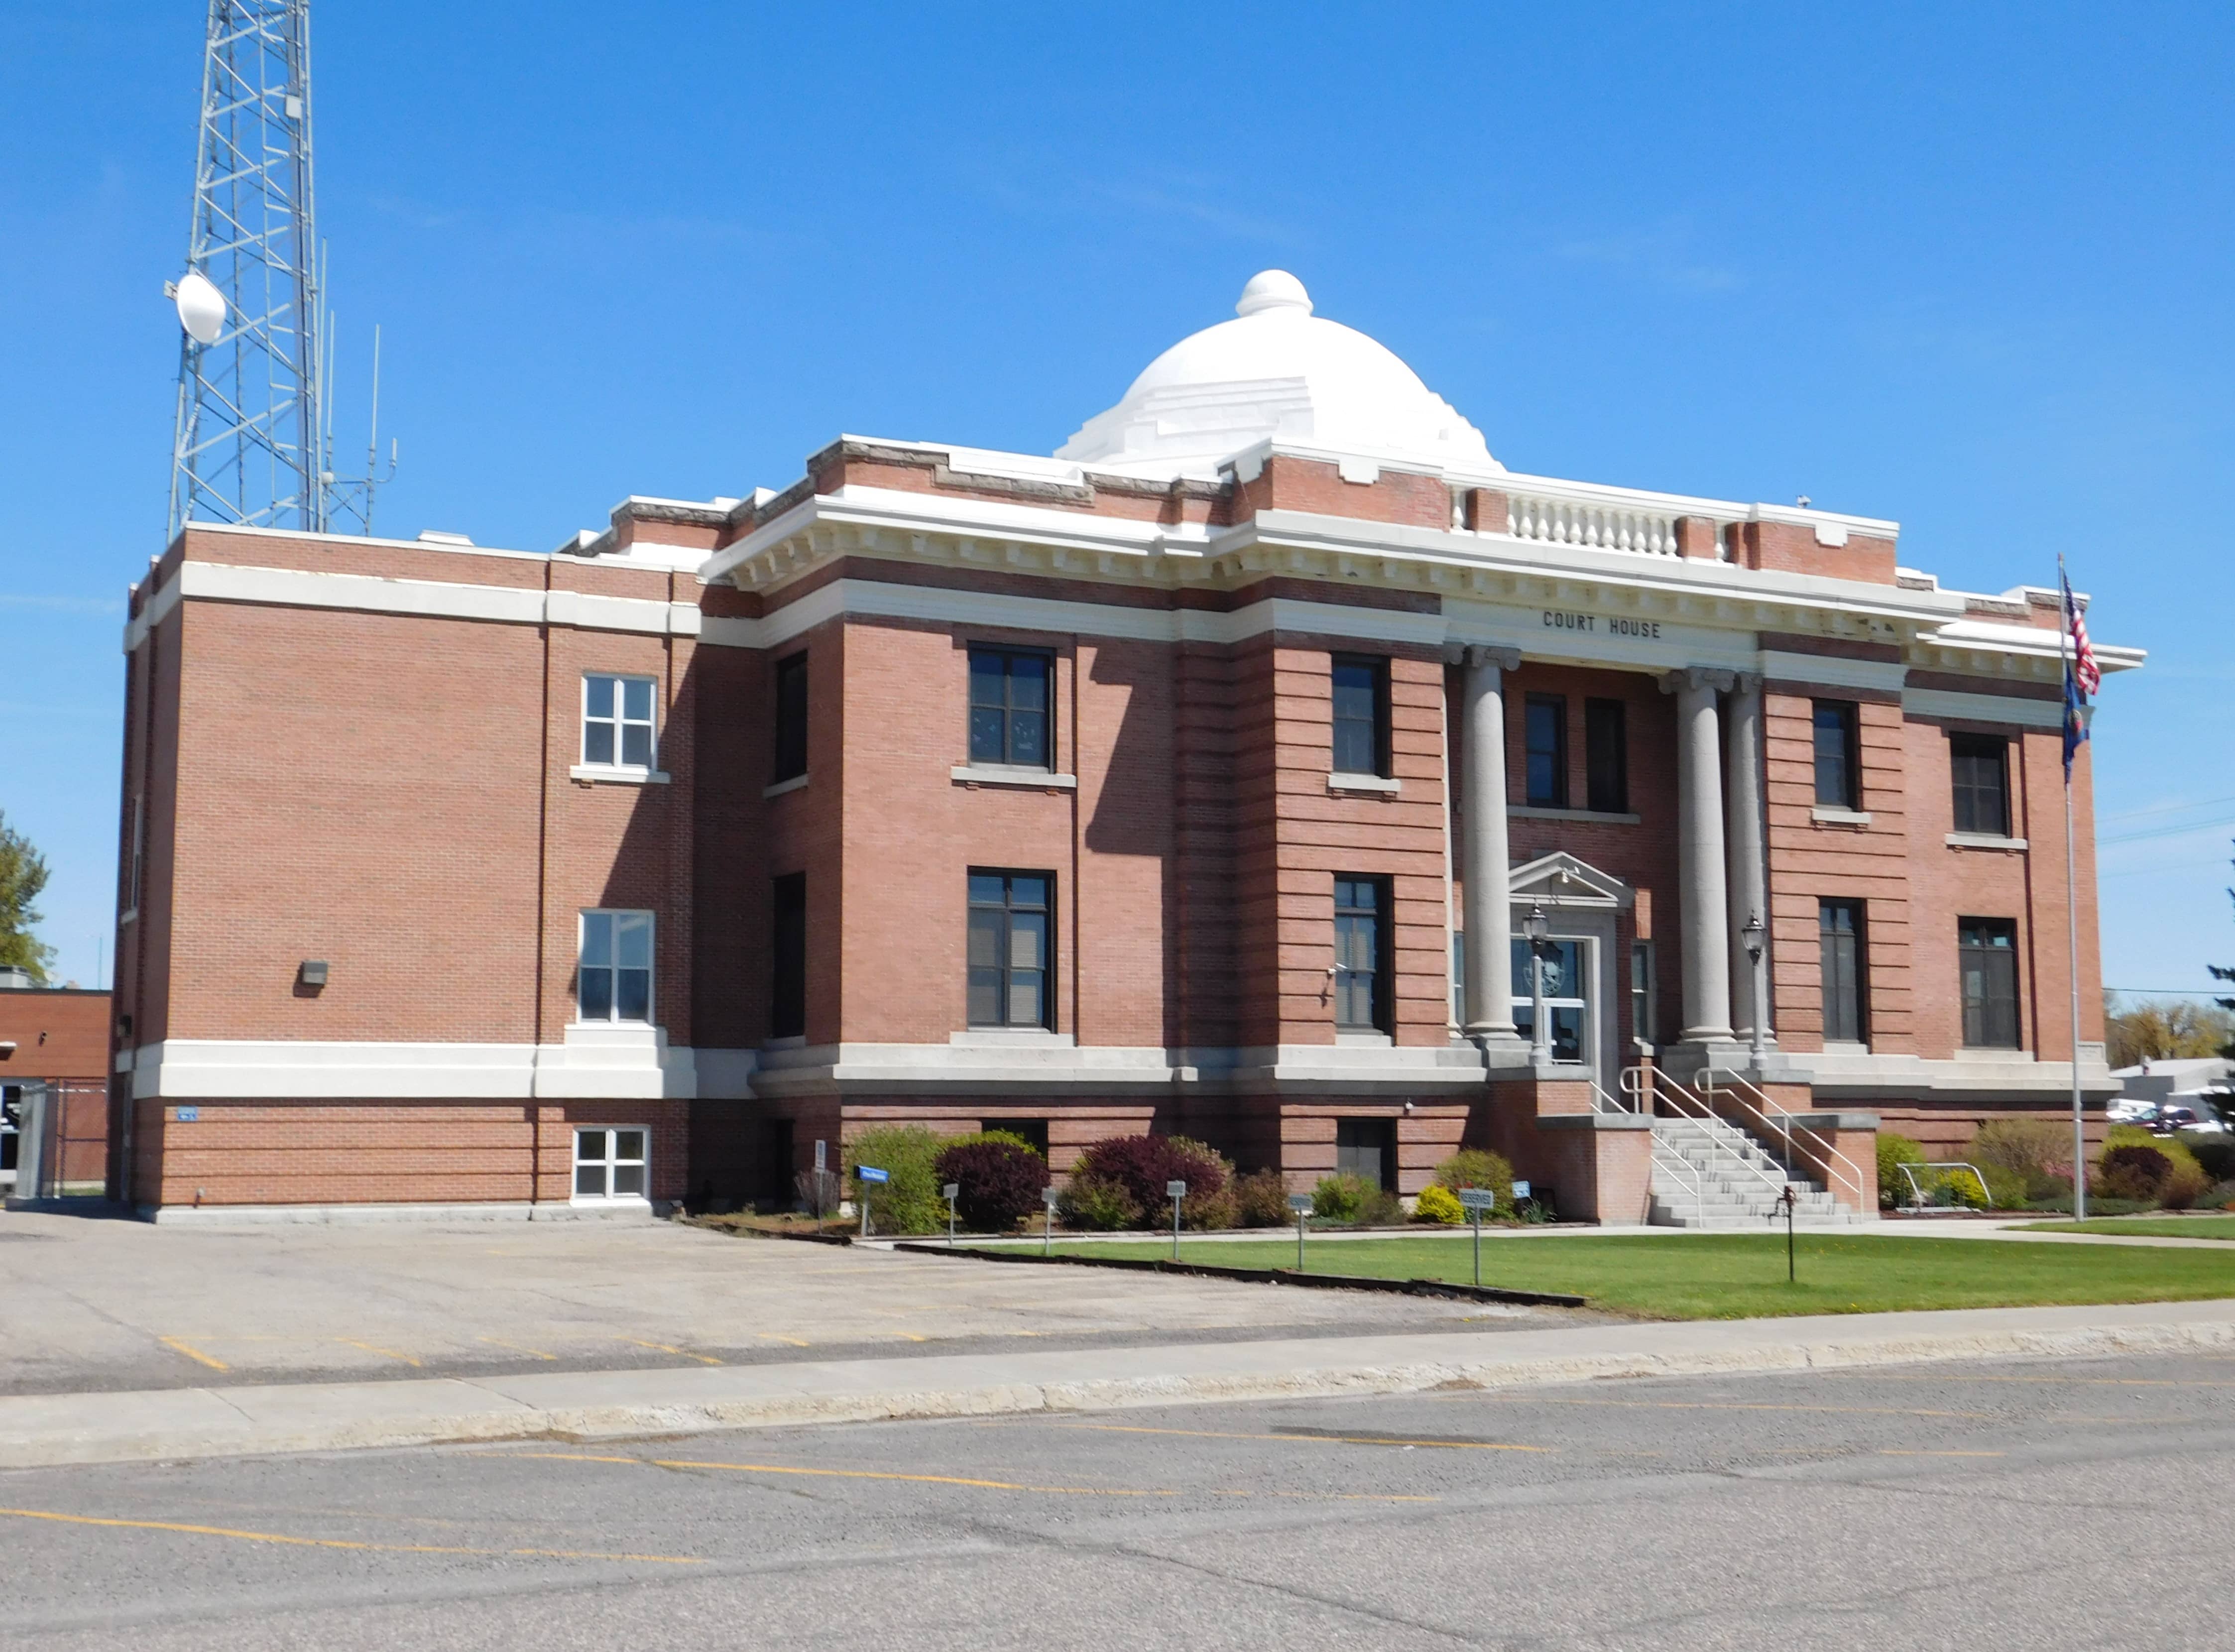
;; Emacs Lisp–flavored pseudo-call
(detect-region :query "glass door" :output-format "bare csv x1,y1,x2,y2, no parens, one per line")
1511,936,1594,1066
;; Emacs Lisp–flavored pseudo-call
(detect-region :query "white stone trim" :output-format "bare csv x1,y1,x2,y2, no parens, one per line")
951,764,1078,790
124,561,703,654
1327,772,1401,795
570,764,670,786
1811,806,1874,826
146,1199,661,1226
126,1036,699,1100
1947,832,2028,851
761,773,810,799
1902,687,2066,729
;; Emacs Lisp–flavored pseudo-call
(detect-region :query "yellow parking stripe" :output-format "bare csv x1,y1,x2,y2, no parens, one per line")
332,1339,422,1368
157,1337,228,1372
0,1506,702,1564
613,1337,721,1365
1054,1422,1556,1453
475,1337,558,1361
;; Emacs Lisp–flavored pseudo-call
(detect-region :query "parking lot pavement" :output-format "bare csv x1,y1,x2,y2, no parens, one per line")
0,1209,1580,1396
3,1348,2231,1650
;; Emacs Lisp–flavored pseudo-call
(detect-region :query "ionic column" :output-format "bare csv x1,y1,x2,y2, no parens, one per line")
1661,668,1735,1042
1724,672,1772,1048
1461,646,1523,1044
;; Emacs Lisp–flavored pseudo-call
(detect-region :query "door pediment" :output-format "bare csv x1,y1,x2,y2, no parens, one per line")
1508,851,1634,912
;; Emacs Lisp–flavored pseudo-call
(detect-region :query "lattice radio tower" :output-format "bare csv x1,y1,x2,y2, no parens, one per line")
166,0,391,539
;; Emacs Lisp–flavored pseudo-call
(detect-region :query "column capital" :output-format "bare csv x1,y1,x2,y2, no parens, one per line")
1729,669,1761,694
1464,645,1522,672
1657,666,1736,695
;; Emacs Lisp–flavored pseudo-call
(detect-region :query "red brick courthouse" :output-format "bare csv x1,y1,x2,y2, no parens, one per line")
110,271,2137,1222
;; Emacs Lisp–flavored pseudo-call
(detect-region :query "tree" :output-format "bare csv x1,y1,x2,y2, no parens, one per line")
0,812,55,982
2104,997,2234,1068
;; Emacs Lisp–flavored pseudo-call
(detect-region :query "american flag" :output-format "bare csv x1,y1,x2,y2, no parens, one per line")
2060,562,2097,778
2063,570,2101,695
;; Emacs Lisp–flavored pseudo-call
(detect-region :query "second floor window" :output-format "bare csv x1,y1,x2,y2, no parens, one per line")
1331,655,1390,777
1525,695,1567,808
1585,698,1627,813
772,652,809,783
584,674,656,770
968,648,1051,768
1950,733,2010,836
1813,700,1860,809
1334,875,1392,1033
579,909,653,1023
968,871,1052,1028
1958,918,2020,1049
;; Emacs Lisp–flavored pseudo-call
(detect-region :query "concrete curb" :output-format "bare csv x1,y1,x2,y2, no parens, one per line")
2,1301,2230,1471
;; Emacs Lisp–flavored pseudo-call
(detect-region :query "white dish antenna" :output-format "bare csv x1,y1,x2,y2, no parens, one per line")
174,268,226,345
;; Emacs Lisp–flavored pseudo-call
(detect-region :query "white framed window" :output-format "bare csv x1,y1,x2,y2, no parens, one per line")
578,909,654,1023
582,674,657,771
1512,934,1593,1066
573,1126,649,1202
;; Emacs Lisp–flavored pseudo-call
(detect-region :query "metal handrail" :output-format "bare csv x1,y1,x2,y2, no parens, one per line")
1897,1161,1991,1214
1652,1070,1793,1196
1650,1134,1708,1227
1699,1068,1870,1212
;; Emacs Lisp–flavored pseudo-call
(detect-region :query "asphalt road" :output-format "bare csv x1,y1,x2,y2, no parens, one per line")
3,1350,2229,1649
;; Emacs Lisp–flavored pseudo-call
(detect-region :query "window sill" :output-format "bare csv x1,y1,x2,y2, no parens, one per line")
1335,1030,1394,1047
1508,805,1641,825
952,1028,1070,1046
951,764,1077,791
763,773,809,799
1954,1045,2026,1060
1947,831,2026,851
571,764,670,786
569,1195,651,1209
1327,772,1401,796
1810,806,1872,826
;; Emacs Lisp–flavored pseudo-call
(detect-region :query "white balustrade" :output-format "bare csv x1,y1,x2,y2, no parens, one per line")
1507,494,1680,557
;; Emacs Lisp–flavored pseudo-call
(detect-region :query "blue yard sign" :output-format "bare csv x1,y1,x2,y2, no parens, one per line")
857,1166,890,1183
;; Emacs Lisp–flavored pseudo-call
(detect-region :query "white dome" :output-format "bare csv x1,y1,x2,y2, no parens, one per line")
1057,271,1496,474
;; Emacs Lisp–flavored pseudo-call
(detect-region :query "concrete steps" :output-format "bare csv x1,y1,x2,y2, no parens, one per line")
1647,1116,1871,1228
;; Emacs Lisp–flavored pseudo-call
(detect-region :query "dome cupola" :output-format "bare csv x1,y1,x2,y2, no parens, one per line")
1057,271,1496,475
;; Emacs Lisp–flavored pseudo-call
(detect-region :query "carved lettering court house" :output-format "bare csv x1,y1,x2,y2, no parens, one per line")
110,271,2138,1222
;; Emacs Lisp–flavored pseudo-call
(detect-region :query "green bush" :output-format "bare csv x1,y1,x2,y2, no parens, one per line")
1182,1185,1239,1231
1312,1173,1368,1222
1878,1133,1926,1208
2024,1193,2153,1216
1232,1168,1294,1228
1412,1183,1464,1224
2099,1143,2172,1202
2182,1134,2235,1184
2199,1178,2235,1211
1057,1175,1141,1231
1967,1118,2075,1200
843,1125,948,1234
1937,1167,1989,1209
1431,1149,1514,1215
1357,1186,1405,1226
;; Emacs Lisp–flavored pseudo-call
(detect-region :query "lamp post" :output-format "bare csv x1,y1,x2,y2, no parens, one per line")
1524,903,1551,1067
1742,910,1767,1064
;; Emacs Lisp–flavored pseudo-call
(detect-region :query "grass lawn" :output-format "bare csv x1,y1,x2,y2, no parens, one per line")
2013,1214,2235,1242
1042,1233,2235,1320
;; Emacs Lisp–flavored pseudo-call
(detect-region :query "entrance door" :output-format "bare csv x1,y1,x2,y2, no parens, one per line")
1510,936,1594,1068
1335,1118,1397,1191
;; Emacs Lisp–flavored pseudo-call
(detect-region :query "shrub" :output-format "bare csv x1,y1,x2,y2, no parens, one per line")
1058,1175,1141,1231
1183,1186,1239,1231
2182,1134,2235,1184
1232,1168,1294,1228
1937,1167,1989,1209
1878,1134,1926,1208
843,1125,947,1234
1970,1161,2034,1210
1967,1118,2074,1199
1070,1134,1230,1227
2099,1143,2174,1202
1431,1149,1514,1215
2202,1178,2235,1211
1357,1186,1405,1226
2025,1193,2152,1216
932,1138,1048,1232
1412,1183,1464,1225
1312,1173,1368,1222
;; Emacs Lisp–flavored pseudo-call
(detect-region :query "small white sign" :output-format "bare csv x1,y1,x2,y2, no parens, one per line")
1512,1180,1531,1201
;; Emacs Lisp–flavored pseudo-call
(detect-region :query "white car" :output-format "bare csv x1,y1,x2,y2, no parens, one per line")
2108,1097,2158,1124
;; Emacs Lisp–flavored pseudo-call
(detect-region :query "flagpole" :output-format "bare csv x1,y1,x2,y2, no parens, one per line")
2062,553,2087,1221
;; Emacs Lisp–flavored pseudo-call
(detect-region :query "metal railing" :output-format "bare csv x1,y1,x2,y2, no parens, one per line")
1697,1068,1870,1213
1896,1162,1990,1215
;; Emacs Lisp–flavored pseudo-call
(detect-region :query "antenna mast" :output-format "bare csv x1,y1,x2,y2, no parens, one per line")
167,0,324,537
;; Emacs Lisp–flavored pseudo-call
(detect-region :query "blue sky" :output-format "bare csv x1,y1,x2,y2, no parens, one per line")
3,1,2231,1001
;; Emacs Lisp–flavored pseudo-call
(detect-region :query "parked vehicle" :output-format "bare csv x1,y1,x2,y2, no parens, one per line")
2154,1105,2228,1136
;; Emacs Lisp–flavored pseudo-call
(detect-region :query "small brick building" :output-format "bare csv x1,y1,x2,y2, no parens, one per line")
0,972,113,1199
109,271,2136,1222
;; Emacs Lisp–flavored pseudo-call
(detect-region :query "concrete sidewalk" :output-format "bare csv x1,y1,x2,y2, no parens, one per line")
5,1297,2230,1472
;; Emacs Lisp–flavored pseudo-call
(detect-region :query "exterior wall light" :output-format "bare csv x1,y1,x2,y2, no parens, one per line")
298,960,329,989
